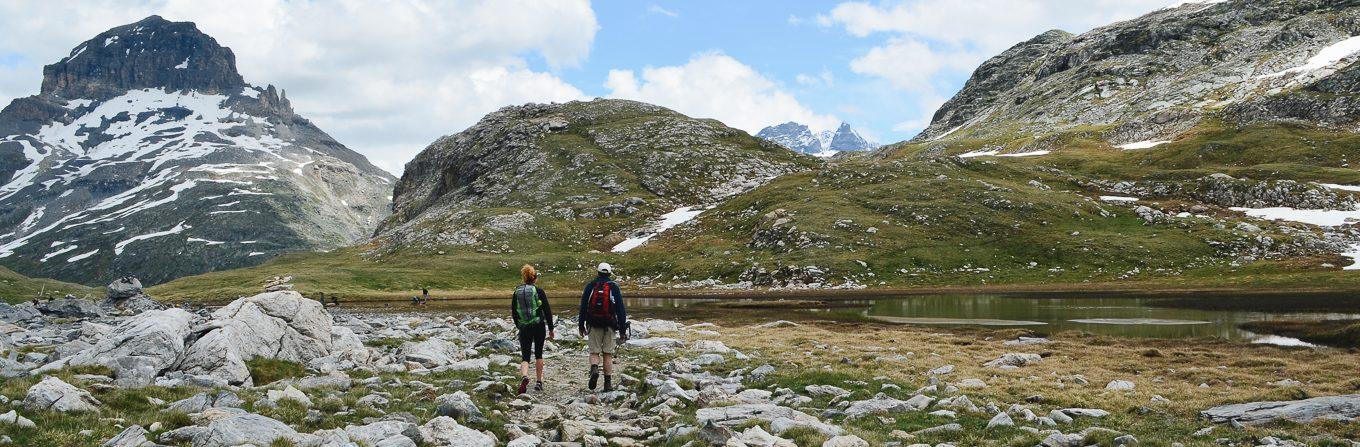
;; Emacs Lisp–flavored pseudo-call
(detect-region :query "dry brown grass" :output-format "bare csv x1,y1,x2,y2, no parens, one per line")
694,321,1360,445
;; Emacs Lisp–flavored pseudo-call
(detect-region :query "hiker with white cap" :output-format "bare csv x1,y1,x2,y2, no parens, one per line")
578,262,627,392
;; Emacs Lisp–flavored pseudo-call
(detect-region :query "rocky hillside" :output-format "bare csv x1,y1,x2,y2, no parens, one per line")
0,16,394,286
915,0,1360,147
376,99,815,255
757,122,876,156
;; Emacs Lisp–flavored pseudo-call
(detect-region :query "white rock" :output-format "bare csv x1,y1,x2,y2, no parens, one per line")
266,385,312,407
178,291,334,385
1105,380,1136,391
419,416,494,447
23,376,100,413
66,309,195,386
822,435,869,447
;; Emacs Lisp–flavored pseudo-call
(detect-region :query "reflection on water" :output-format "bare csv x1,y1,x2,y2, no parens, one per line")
364,294,1357,344
625,294,1360,343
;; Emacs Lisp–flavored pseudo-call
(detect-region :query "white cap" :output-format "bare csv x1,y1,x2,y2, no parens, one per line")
597,262,613,275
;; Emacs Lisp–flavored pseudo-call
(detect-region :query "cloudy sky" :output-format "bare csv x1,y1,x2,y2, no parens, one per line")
0,0,1189,174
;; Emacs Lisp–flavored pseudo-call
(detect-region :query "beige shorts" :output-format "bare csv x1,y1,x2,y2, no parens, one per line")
586,326,617,355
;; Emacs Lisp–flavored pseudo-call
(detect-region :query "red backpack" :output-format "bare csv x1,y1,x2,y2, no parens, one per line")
586,281,614,326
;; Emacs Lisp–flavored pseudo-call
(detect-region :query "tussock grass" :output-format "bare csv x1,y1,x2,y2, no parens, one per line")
247,358,307,386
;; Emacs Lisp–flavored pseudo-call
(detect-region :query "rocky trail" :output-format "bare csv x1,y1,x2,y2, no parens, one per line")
2,277,1360,446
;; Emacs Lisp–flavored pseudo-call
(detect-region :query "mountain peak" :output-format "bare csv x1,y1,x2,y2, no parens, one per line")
40,15,245,98
757,121,876,155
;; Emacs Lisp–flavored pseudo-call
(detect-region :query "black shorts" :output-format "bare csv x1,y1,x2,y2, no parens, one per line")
518,324,547,362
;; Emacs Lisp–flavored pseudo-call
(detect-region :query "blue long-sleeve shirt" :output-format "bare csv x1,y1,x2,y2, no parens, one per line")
579,275,626,331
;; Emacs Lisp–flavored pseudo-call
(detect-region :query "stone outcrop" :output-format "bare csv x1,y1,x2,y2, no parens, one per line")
1201,394,1360,425
65,308,194,386
179,291,334,385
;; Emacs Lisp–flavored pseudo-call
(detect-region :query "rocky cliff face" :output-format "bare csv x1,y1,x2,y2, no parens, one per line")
0,16,394,286
915,0,1360,145
757,121,876,155
376,99,814,253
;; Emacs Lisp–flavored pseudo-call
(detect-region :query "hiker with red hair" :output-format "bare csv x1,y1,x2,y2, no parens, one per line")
511,264,554,394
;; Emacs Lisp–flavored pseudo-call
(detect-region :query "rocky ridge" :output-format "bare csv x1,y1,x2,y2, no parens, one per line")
915,0,1360,147
0,16,395,286
376,99,814,254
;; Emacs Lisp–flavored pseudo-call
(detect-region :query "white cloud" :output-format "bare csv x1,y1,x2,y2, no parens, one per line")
604,53,840,134
0,0,597,174
648,4,679,18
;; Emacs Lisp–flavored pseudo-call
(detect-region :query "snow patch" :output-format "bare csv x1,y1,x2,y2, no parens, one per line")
174,57,189,69
1319,183,1360,192
1100,196,1140,203
1232,207,1360,227
114,221,189,255
1262,36,1360,78
958,149,1000,158
66,249,99,263
612,206,709,253
40,244,79,262
1116,140,1171,150
998,150,1050,158
933,124,965,141
187,237,225,246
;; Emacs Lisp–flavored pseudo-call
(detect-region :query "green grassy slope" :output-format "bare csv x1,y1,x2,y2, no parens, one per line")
0,265,99,304
151,119,1360,301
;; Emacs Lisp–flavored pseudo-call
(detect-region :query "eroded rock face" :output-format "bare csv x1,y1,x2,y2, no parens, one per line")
1201,394,1360,425
66,308,194,386
179,291,333,385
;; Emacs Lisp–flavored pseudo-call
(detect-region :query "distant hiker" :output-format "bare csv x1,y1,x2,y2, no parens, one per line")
422,287,430,304
512,264,554,394
579,262,627,393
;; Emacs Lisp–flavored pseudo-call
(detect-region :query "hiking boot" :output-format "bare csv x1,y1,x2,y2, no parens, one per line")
534,381,544,392
588,365,600,390
603,375,613,392
517,377,529,395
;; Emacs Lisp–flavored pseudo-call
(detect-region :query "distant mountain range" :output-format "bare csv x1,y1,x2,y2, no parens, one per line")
0,16,394,286
756,122,876,156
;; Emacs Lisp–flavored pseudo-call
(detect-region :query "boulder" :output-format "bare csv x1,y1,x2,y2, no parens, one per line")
66,308,194,386
101,425,152,447
106,277,144,300
843,395,932,418
823,435,870,447
435,391,486,423
194,413,314,447
178,291,333,385
984,353,1043,369
419,416,495,447
163,391,243,414
37,298,106,318
344,420,418,446
23,376,100,413
265,385,312,407
697,404,842,436
0,410,35,428
1200,394,1360,425
987,412,1014,428
0,303,42,323
1105,380,1136,391
401,338,462,368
